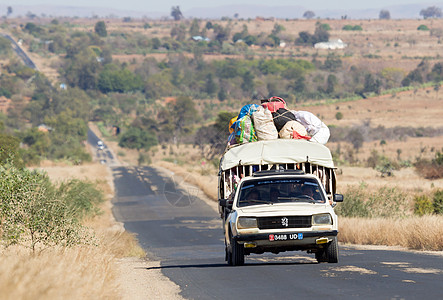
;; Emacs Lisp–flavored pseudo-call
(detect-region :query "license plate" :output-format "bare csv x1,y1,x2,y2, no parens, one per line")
269,233,303,241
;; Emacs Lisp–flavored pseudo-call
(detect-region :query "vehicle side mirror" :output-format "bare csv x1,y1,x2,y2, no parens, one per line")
333,194,344,202
219,199,233,209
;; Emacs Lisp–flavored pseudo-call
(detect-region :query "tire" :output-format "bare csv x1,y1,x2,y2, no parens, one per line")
315,249,327,263
225,239,233,265
325,237,339,263
231,239,245,266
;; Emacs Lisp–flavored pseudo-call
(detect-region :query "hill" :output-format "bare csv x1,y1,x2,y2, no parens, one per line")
2,3,443,19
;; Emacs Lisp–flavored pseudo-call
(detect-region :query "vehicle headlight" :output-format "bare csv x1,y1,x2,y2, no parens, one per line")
237,217,257,229
312,214,332,225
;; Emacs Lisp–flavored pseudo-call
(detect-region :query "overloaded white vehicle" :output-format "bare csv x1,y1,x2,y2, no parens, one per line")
218,140,343,266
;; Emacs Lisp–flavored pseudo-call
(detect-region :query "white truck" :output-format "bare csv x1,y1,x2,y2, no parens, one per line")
218,139,343,266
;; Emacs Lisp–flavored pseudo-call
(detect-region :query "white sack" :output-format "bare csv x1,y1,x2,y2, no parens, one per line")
252,106,278,140
278,120,307,139
291,110,330,144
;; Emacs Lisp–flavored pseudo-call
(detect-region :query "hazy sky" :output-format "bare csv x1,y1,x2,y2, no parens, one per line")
1,0,438,12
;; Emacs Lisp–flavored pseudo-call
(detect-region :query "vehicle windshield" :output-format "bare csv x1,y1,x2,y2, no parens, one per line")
237,177,326,207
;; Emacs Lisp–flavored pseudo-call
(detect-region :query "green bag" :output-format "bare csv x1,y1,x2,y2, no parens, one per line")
235,116,258,144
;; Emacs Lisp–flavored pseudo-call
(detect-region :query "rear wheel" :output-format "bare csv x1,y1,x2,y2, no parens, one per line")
325,237,339,263
225,239,233,265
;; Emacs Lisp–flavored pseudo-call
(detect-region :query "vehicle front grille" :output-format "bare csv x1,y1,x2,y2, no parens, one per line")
257,216,311,229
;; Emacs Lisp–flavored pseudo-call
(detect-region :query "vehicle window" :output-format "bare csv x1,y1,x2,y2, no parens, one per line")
237,177,325,207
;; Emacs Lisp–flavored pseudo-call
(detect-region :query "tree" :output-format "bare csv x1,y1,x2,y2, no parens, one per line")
241,71,255,94
420,6,442,19
194,111,237,159
189,19,200,36
303,11,315,19
0,36,12,56
6,6,12,17
167,96,199,143
204,73,217,96
118,127,158,151
213,24,230,43
362,73,382,94
271,23,285,35
0,133,24,168
171,6,183,21
94,21,107,37
63,47,101,90
379,10,391,20
322,53,342,72
98,66,143,93
326,74,338,94
347,128,364,151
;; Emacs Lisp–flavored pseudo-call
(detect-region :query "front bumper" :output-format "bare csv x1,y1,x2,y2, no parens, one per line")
233,230,338,252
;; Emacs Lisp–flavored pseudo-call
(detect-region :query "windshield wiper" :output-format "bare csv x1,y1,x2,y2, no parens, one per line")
278,196,316,204
240,199,274,206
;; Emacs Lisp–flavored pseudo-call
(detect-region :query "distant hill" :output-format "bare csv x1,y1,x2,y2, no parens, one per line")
1,3,442,19
0,5,166,19
187,3,442,19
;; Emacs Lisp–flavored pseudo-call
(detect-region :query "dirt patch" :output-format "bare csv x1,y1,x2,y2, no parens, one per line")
115,258,182,300
329,266,378,275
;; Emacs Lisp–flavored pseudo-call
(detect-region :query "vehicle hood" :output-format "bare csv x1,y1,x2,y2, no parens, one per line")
238,203,331,216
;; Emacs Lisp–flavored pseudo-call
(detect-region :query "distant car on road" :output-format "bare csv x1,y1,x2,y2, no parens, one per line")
97,140,104,150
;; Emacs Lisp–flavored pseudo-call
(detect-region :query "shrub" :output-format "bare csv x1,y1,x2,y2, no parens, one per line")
433,190,443,214
414,148,443,179
335,184,370,217
417,24,430,31
335,111,343,120
336,184,410,218
319,23,331,31
413,195,434,216
56,179,104,220
0,164,85,252
367,187,408,218
0,163,101,253
343,25,363,31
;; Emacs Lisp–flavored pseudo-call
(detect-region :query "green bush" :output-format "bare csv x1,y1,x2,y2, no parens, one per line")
335,184,370,217
367,187,408,218
343,25,363,31
56,179,104,219
0,163,101,253
414,195,433,216
336,184,409,218
433,190,443,214
417,25,430,31
335,111,343,120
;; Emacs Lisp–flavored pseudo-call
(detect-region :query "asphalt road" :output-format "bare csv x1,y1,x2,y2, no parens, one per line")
87,129,117,166
111,164,443,300
1,33,38,70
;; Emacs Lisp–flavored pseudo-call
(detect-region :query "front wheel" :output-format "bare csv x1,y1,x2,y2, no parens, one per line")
228,232,244,266
231,239,245,266
325,237,339,263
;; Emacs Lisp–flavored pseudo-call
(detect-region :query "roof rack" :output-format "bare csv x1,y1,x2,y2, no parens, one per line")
252,169,305,177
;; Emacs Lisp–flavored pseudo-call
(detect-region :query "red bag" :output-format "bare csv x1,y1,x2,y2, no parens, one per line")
261,96,286,113
293,131,311,140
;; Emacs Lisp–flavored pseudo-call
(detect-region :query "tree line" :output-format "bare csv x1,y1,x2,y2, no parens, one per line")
0,18,443,165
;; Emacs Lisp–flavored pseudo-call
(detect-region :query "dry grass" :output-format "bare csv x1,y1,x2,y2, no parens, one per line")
339,216,443,251
0,245,118,300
